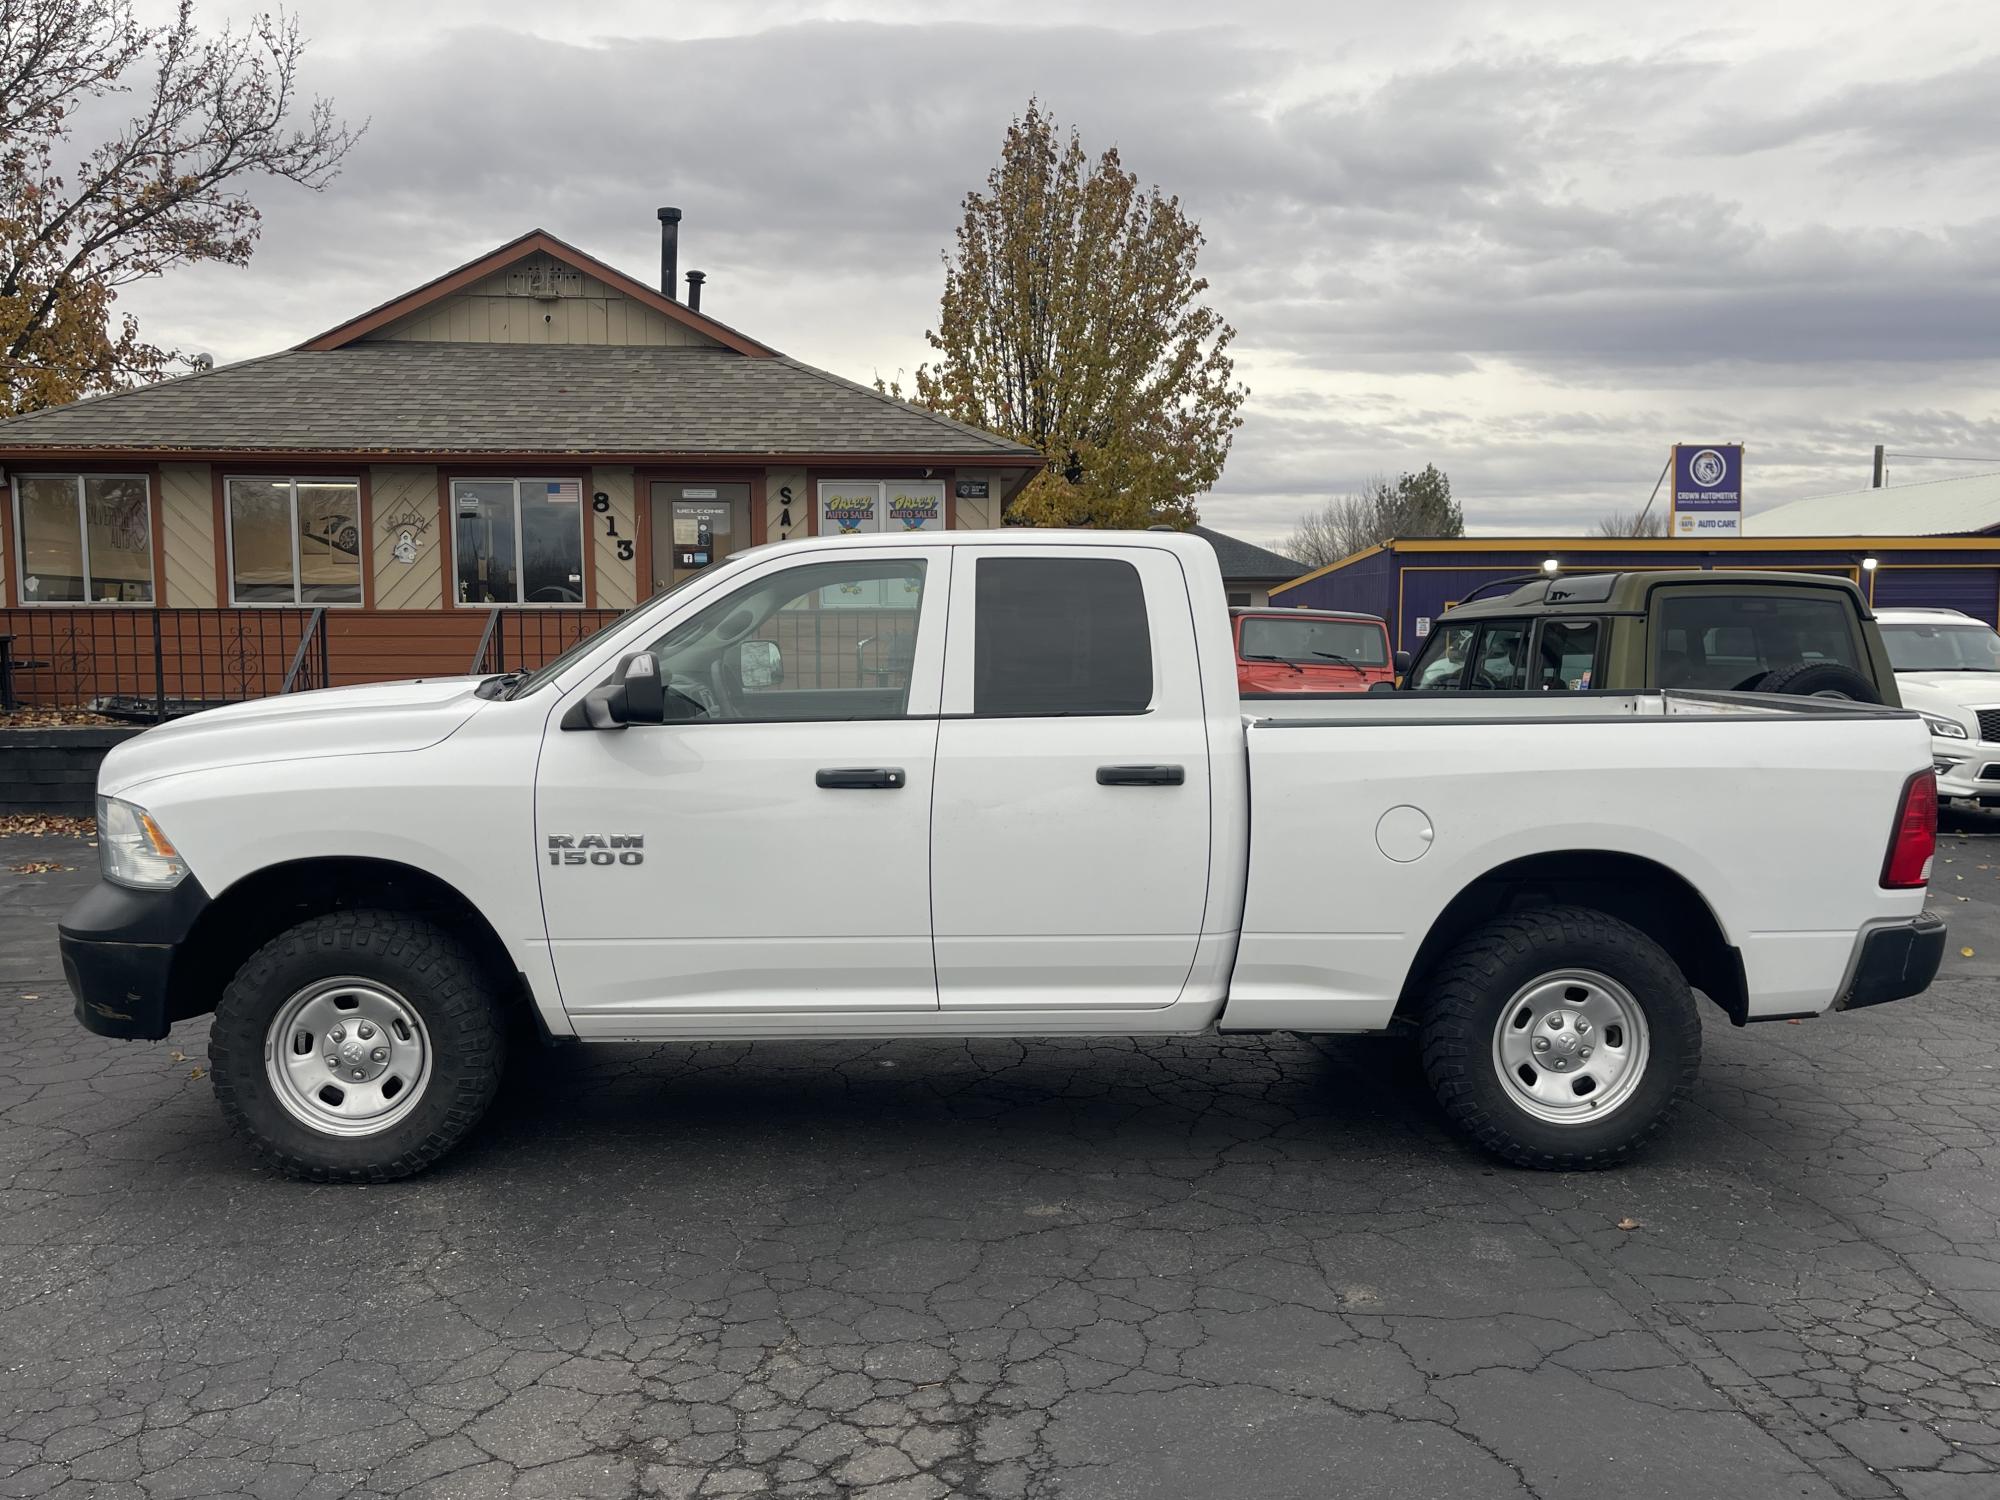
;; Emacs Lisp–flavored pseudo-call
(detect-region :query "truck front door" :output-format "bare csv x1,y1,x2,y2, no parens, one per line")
929,545,1213,1010
535,547,951,1033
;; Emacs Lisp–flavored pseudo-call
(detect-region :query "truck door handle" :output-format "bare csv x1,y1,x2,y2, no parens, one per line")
1096,764,1185,786
815,767,906,790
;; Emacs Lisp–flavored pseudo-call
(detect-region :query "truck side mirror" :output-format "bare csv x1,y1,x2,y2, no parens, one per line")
619,652,665,723
1393,650,1412,674
567,651,669,731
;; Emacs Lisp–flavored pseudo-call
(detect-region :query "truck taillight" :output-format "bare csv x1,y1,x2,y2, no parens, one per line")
1881,769,1938,890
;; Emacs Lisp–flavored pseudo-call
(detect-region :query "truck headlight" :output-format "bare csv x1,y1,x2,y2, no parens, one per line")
1922,713,1969,740
97,796,187,889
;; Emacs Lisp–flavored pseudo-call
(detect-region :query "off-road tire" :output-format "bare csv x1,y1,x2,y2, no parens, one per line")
1753,661,1880,703
1420,905,1701,1169
208,910,506,1182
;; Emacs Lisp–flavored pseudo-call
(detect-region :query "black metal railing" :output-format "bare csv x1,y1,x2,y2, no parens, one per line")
1,607,317,721
468,608,622,677
280,608,330,695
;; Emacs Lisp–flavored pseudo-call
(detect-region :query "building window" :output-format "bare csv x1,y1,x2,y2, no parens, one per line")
11,474,154,604
454,478,585,605
817,480,945,534
226,477,363,605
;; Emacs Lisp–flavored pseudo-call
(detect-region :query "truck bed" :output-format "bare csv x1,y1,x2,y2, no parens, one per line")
1227,690,1932,1031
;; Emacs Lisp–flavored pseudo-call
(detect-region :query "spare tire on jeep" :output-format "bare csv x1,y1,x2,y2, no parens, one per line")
1752,661,1881,703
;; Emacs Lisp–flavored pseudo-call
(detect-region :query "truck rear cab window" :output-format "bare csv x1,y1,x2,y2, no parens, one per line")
974,557,1152,715
1655,594,1862,691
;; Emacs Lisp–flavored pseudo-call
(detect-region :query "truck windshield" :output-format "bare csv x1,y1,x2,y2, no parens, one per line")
1881,622,2000,672
1239,616,1387,666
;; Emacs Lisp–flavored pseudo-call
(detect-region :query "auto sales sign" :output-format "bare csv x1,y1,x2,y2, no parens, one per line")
1670,444,1743,537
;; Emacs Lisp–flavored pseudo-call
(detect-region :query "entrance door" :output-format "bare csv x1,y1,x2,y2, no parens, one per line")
649,481,751,592
929,544,1213,1010
536,545,951,1033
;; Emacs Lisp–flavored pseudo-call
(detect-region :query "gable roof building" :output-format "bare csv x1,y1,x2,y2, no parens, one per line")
1192,526,1306,606
0,219,1040,657
1745,470,2000,538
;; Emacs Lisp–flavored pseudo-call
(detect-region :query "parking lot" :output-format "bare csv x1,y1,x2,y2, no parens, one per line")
1,823,1996,1500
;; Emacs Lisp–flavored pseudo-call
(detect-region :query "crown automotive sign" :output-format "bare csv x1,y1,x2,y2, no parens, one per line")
1671,444,1743,537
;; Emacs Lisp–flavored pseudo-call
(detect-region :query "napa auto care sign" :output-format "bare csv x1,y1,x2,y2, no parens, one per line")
1671,445,1743,537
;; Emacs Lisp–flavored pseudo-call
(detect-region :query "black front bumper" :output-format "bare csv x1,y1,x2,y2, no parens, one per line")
1837,911,1947,1012
60,875,210,1041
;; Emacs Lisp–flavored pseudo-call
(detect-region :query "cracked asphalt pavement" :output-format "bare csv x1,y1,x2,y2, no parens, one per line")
3,820,1998,1500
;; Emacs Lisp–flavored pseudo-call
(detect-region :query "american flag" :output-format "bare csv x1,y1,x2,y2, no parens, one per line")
545,480,580,504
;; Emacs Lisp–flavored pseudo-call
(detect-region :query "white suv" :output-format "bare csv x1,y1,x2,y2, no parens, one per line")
1877,606,2000,805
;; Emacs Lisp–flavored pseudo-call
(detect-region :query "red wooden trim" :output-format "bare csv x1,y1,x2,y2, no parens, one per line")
210,468,230,606
294,229,777,356
146,464,168,603
945,469,958,530
0,468,15,607
355,467,375,609
0,446,1043,470
748,469,768,548
435,469,453,609
634,482,653,596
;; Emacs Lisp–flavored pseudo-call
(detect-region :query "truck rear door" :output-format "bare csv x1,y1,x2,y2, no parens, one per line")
930,545,1213,1010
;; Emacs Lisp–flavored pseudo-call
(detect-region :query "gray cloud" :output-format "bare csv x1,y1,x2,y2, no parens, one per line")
112,5,2000,538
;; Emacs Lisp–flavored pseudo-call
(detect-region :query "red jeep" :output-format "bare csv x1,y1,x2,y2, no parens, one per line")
1232,607,1402,693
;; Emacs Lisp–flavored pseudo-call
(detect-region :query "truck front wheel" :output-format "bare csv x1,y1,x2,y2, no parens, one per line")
208,911,507,1181
1420,906,1701,1169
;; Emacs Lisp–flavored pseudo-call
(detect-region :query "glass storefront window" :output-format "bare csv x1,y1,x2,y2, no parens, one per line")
226,477,362,605
13,474,154,603
816,480,945,536
454,478,584,605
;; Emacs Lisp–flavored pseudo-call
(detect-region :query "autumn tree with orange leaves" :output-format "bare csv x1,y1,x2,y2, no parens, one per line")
906,102,1246,529
0,0,361,416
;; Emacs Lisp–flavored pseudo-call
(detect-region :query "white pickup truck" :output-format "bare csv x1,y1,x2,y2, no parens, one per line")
60,529,1946,1180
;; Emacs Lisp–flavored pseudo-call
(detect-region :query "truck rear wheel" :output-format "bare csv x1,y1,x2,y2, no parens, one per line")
208,910,506,1182
1420,906,1700,1169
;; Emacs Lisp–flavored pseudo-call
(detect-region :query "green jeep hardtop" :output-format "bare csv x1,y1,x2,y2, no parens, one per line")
1402,568,1902,705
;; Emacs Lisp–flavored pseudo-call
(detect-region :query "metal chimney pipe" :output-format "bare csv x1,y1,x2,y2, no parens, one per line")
685,269,706,313
656,206,682,300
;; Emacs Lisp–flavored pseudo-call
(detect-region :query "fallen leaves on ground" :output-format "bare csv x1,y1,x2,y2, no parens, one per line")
6,860,71,874
187,1067,205,1081
1616,1217,1643,1231
1963,948,1977,958
0,707,121,728
0,814,95,839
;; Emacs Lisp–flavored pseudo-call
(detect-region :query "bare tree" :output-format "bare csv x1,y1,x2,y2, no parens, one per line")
1593,508,1666,537
1280,490,1379,568
1,0,363,415
1281,466,1464,567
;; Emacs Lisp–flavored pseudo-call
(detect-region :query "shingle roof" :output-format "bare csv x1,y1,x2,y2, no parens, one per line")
0,344,1040,460
1193,526,1306,582
1745,470,2000,537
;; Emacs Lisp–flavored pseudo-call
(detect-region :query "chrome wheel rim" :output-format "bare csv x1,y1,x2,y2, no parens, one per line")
264,977,432,1138
1491,969,1651,1125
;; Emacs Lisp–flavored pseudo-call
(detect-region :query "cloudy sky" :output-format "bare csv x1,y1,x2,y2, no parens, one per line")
120,0,2000,546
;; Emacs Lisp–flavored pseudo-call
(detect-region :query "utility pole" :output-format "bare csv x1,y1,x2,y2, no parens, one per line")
1872,444,1885,488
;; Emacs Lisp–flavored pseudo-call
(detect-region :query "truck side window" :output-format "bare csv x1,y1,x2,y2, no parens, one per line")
1534,619,1600,690
974,557,1152,715
646,558,927,721
1469,622,1531,690
1410,624,1476,691
1654,594,1861,691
